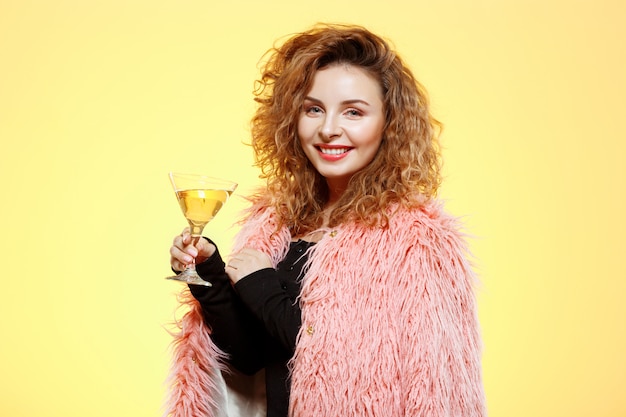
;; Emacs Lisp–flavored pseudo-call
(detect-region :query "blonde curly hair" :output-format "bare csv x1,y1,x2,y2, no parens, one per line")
248,23,442,236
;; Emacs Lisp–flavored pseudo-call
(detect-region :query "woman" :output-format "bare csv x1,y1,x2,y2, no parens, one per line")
166,24,485,417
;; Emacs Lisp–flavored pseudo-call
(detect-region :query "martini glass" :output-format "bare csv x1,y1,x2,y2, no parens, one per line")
166,172,238,286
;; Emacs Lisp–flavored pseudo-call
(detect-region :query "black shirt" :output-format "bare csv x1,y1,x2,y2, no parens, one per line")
189,239,314,417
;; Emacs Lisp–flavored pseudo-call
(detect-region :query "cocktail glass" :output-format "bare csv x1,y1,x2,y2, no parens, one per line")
165,172,237,286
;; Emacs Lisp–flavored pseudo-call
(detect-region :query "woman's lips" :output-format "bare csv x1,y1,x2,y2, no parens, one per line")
316,145,352,161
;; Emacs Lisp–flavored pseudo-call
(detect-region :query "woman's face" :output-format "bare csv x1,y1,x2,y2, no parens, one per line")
297,64,385,197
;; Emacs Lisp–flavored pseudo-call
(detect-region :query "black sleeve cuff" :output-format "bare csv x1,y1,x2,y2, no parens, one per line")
188,238,230,299
194,240,226,277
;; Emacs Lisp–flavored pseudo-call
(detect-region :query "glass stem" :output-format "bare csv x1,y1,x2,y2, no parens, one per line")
187,234,202,270
189,223,204,237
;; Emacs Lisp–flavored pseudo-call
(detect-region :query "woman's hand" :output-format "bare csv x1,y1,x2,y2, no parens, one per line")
225,248,272,284
169,227,216,272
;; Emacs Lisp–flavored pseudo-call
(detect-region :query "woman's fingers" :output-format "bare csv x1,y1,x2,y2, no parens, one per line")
170,228,195,270
170,227,218,272
225,248,272,283
170,243,194,263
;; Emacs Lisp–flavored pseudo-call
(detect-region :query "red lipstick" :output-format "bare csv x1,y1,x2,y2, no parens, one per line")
316,145,353,161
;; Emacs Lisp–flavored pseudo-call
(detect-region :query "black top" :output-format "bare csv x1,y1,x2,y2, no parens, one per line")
189,239,314,417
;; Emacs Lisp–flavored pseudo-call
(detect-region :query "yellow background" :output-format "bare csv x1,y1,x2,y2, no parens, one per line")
1,0,624,416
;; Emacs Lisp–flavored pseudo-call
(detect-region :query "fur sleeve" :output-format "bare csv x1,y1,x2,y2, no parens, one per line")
164,291,228,417
398,204,486,417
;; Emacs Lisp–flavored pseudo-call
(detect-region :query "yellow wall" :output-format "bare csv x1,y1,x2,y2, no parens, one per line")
1,0,624,416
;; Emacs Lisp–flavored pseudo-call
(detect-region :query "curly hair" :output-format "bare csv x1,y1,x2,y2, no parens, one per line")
248,23,442,236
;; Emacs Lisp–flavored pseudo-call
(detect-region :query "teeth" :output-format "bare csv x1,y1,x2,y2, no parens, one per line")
320,147,349,155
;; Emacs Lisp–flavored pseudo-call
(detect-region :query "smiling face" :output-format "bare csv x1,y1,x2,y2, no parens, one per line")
297,64,385,200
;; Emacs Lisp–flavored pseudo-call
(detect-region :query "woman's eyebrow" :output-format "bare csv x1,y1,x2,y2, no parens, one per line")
303,96,371,106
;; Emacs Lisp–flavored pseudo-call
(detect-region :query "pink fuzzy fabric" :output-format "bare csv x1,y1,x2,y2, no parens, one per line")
164,290,228,417
289,202,485,416
165,201,486,417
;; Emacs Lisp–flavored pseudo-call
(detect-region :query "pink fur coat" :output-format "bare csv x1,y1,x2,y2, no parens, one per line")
165,201,486,417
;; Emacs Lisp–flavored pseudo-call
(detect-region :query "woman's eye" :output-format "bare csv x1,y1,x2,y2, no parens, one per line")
306,106,323,114
345,109,362,117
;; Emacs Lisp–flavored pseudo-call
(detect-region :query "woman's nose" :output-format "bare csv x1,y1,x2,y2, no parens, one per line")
320,115,342,141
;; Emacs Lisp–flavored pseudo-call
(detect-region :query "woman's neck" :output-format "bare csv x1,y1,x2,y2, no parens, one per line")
326,177,348,205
